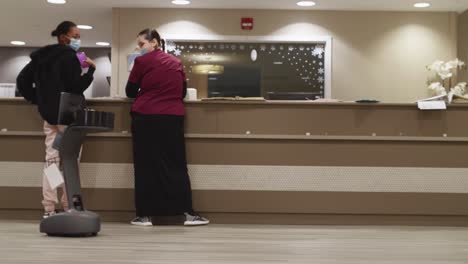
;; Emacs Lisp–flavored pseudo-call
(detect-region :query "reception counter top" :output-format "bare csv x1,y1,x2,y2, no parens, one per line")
1,98,468,225
4,96,468,107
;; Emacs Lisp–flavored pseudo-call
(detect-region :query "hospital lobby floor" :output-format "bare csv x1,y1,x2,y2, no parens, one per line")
1,220,468,264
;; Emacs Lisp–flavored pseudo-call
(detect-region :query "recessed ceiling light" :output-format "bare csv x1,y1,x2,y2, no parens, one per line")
96,42,110,46
172,0,191,5
47,0,66,4
11,41,26,46
77,25,93,30
414,2,431,8
297,1,316,7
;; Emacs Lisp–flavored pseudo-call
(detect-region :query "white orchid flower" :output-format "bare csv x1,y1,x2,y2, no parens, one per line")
427,59,465,80
426,60,444,72
450,82,467,96
434,87,447,96
445,60,459,70
428,82,442,90
428,82,447,96
445,60,462,71
446,59,465,69
438,62,458,79
438,70,453,80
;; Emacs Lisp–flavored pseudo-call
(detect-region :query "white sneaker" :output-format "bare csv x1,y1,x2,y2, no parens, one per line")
43,211,56,219
130,216,152,226
184,213,210,226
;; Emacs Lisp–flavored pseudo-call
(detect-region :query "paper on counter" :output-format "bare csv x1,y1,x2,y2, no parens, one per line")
417,100,447,110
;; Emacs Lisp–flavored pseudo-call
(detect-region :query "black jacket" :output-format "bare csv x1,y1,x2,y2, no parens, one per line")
16,44,95,125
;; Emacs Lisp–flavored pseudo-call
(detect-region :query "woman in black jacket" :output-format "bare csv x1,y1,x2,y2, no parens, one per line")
17,21,96,219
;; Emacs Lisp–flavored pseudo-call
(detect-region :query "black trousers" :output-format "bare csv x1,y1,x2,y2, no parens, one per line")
131,113,193,216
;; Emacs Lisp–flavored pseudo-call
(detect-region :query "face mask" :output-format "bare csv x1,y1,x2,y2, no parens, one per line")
68,38,81,51
140,48,148,55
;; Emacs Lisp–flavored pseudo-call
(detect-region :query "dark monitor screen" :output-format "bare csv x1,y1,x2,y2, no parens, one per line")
208,65,261,98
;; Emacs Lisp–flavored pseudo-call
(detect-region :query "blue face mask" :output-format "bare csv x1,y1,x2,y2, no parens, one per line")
140,48,148,55
68,38,81,51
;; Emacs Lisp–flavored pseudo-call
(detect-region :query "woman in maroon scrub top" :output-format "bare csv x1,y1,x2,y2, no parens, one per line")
126,29,209,226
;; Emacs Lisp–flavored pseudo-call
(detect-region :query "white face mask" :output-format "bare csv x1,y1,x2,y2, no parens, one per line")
68,38,81,51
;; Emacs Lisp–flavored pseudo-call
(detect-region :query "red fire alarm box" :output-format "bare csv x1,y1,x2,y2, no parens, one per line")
241,17,254,30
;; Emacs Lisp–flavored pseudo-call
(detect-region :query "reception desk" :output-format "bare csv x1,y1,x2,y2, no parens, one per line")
2,98,468,225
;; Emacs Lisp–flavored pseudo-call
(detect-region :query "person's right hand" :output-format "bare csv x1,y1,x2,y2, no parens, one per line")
85,57,96,68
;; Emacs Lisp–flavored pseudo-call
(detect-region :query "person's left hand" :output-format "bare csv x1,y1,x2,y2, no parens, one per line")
85,57,96,68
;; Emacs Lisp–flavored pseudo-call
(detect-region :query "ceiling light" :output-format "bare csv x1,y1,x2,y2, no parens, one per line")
96,42,110,46
11,41,26,46
78,25,93,30
414,2,431,8
297,1,316,7
47,0,67,4
172,0,191,5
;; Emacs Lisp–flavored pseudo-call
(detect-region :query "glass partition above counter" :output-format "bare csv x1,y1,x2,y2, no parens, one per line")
165,39,330,100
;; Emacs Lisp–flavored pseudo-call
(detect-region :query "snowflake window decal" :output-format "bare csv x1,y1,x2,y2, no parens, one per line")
163,40,328,97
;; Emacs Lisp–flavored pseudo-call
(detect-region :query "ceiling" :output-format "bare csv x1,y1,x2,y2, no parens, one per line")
5,0,468,11
1,0,467,47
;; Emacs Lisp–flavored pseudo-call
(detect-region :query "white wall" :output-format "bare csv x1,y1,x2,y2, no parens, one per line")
82,48,112,98
0,48,30,84
0,47,111,98
111,8,458,102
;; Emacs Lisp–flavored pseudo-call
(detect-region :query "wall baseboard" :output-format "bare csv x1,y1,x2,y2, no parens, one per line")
2,210,468,227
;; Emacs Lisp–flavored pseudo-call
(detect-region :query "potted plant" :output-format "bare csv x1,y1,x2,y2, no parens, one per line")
426,59,466,103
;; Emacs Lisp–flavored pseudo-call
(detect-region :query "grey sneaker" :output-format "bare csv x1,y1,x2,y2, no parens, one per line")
130,216,152,226
184,213,209,226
